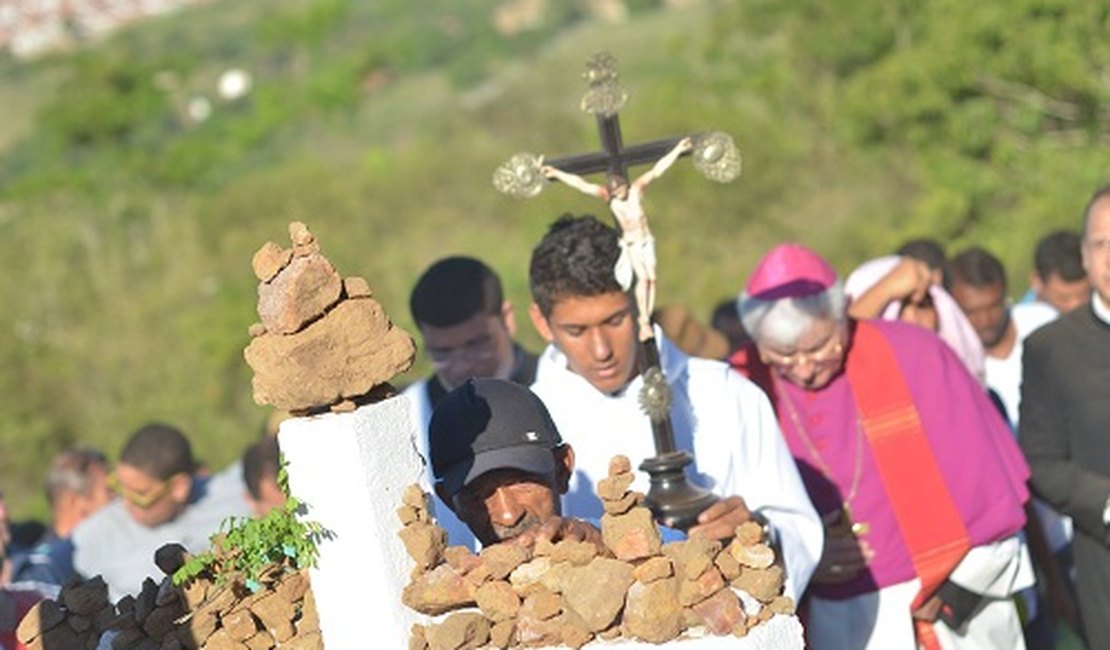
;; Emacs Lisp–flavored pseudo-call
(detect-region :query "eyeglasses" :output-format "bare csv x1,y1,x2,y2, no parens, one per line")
761,335,844,369
107,472,173,509
426,334,498,367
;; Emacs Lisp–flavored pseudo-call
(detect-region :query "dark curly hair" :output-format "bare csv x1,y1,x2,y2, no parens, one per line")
529,214,623,316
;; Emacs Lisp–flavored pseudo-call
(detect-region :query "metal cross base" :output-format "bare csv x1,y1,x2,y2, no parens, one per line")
639,450,720,531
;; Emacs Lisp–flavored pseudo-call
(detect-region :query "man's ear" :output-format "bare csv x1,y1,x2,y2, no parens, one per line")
529,303,555,343
554,444,575,495
434,485,458,514
169,473,193,504
500,301,518,337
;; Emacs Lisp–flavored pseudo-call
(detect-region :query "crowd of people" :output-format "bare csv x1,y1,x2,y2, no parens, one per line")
1,186,1107,650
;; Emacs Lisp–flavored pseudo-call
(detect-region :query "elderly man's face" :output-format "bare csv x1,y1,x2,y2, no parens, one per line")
452,469,560,546
758,318,847,391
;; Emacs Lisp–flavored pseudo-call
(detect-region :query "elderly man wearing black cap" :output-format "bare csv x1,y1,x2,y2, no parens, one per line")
428,378,602,550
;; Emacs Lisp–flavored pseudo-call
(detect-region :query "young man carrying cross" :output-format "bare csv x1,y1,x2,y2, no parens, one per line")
525,215,822,601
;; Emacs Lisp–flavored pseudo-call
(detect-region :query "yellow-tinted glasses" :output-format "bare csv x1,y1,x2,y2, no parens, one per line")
107,472,173,509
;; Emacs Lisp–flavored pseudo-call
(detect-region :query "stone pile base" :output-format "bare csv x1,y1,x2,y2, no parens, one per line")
16,553,321,649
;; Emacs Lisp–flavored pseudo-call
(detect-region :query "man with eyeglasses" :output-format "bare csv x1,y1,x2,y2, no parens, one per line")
1020,186,1110,649
71,423,250,601
732,243,1032,650
403,256,539,549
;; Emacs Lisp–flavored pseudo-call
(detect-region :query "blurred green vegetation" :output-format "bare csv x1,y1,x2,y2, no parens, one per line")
0,0,1106,518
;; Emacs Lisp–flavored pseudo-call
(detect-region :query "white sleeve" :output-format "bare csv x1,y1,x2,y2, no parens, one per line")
948,534,1035,598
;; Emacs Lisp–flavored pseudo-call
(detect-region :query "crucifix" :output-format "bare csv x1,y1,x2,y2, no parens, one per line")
493,52,742,530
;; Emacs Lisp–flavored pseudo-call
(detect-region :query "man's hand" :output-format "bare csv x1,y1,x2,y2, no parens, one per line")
688,495,752,541
509,516,606,555
912,595,943,622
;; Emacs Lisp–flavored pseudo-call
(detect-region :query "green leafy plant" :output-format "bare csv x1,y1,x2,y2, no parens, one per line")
173,461,324,591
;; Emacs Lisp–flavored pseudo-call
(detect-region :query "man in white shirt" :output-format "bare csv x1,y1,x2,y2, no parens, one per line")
525,215,821,600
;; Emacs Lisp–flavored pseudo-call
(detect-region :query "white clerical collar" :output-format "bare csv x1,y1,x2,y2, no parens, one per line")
1092,291,1110,325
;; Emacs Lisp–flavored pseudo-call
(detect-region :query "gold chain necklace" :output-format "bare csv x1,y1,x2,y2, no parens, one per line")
777,383,870,536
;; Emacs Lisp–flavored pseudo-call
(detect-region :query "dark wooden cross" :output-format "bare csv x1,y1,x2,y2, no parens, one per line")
495,52,736,529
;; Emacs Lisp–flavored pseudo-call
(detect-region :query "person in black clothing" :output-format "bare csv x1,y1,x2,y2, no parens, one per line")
1020,186,1110,649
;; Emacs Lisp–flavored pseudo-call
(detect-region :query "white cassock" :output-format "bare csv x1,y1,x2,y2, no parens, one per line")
805,536,1033,650
530,331,823,601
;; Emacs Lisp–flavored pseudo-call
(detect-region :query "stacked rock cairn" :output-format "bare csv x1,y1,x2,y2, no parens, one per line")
15,542,320,649
400,456,796,649
244,221,415,415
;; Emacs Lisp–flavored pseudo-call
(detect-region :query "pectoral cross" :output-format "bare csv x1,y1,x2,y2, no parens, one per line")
492,52,741,530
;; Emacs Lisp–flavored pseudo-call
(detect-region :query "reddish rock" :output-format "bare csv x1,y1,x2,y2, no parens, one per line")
222,608,258,641
559,557,634,632
244,297,415,412
474,581,520,622
480,544,531,580
201,628,248,650
608,455,632,475
550,540,596,567
596,473,634,501
256,254,342,335
425,612,490,650
601,491,638,515
690,588,746,635
623,577,683,643
489,619,514,649
632,556,673,584
729,541,775,569
343,276,373,298
601,508,662,561
399,522,448,571
249,593,295,639
509,557,552,595
403,564,477,615
520,589,562,621
714,546,742,581
731,564,785,603
768,595,796,615
678,567,725,607
734,521,764,546
275,571,309,604
251,242,292,282
444,546,482,574
666,537,721,580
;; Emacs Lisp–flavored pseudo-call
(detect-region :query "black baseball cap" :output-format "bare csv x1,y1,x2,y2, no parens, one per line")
429,378,563,498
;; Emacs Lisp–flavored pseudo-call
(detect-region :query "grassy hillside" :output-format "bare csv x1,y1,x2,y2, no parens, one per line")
1,0,1106,517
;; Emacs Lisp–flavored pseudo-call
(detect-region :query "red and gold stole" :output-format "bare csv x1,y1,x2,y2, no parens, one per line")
845,321,971,648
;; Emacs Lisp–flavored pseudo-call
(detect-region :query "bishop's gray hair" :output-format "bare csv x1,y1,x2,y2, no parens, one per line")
738,281,848,349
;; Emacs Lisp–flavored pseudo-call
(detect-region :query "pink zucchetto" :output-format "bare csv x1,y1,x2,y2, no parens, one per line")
745,243,838,301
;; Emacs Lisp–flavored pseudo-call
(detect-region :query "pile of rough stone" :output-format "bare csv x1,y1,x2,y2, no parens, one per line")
244,221,415,415
15,544,320,649
399,456,796,649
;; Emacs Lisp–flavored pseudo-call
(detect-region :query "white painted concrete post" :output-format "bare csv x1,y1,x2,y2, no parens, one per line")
278,395,425,648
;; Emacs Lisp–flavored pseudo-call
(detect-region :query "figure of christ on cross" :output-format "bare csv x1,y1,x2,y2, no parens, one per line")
542,136,695,343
